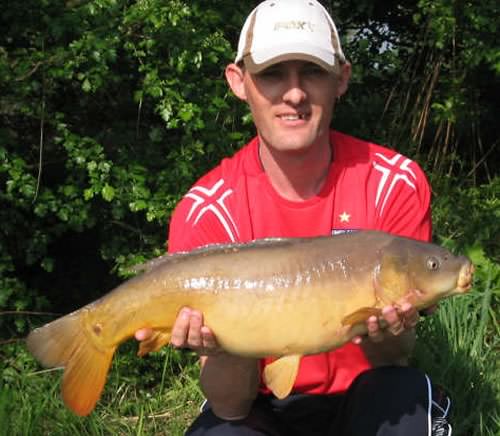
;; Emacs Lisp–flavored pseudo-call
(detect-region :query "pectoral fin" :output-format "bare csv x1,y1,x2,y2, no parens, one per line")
341,307,381,326
263,355,301,399
137,329,171,357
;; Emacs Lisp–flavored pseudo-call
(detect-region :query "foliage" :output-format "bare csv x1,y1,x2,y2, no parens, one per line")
329,0,500,180
0,0,253,336
432,176,500,261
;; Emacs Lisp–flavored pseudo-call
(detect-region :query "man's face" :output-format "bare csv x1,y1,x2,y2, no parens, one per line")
241,60,345,154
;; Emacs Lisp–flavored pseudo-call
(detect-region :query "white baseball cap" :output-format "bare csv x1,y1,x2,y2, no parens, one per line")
235,0,346,73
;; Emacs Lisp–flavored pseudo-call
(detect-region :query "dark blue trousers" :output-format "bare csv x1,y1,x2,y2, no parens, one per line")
186,366,450,436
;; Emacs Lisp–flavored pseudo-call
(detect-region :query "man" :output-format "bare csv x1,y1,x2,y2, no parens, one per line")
136,1,452,434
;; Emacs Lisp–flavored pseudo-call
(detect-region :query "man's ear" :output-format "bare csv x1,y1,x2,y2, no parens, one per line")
225,63,247,101
336,62,352,98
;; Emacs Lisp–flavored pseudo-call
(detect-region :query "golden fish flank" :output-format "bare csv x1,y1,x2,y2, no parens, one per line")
26,230,474,416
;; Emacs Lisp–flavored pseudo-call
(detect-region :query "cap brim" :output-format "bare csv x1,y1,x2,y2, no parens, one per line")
243,52,336,74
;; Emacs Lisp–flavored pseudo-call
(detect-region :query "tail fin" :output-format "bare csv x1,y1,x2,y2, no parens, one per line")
26,311,115,416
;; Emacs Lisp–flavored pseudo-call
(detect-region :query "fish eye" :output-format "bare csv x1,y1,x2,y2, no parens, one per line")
426,257,440,271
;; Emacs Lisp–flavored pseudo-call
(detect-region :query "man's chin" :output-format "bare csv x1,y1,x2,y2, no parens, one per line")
264,134,322,153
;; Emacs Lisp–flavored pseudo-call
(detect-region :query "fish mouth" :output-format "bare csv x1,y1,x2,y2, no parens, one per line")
455,261,474,293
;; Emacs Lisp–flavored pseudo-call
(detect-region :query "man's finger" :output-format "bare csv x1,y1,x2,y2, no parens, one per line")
187,310,203,348
170,307,191,347
382,306,404,336
134,327,153,341
351,336,362,345
201,326,218,350
367,315,384,342
400,302,419,328
381,305,399,324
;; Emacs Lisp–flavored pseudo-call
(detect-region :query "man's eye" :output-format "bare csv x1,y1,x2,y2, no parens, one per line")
259,69,282,78
303,66,326,76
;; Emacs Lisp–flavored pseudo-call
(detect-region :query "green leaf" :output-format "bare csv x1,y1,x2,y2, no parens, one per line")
82,78,92,92
102,184,115,202
84,188,95,200
129,200,147,211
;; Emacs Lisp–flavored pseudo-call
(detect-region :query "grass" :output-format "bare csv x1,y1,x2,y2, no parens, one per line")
414,297,500,435
1,251,498,435
415,246,500,435
0,344,203,435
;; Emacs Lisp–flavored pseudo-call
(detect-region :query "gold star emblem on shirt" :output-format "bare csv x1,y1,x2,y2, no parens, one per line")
339,212,351,223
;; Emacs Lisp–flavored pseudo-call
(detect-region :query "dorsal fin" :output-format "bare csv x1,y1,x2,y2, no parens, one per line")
130,238,307,275
129,254,175,275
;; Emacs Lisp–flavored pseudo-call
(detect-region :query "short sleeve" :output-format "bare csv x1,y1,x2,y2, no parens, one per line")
375,159,432,242
167,195,235,253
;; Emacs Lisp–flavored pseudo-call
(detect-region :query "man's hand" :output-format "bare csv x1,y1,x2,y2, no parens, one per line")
352,297,434,366
170,307,222,355
351,297,437,345
365,300,420,343
134,307,222,356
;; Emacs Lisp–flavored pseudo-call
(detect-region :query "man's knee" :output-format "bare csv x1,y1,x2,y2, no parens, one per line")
185,407,278,436
341,366,432,436
186,411,249,436
354,365,427,391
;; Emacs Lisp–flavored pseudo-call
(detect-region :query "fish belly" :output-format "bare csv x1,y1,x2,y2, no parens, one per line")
195,284,366,358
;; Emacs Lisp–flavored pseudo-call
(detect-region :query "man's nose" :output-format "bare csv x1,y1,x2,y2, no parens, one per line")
282,72,307,105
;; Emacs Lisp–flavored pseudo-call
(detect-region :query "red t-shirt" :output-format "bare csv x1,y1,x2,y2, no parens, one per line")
168,130,432,395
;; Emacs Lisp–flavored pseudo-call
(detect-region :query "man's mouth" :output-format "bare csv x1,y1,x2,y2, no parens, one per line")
278,114,307,121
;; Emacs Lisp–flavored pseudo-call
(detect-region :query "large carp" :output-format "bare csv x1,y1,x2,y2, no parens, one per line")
26,230,473,416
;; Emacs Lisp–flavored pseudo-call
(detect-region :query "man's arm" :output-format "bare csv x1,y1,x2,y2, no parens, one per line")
133,175,263,419
172,308,260,420
135,309,260,420
168,188,261,417
200,354,260,419
357,300,419,366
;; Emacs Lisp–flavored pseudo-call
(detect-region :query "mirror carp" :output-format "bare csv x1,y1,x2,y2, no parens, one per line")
26,230,474,416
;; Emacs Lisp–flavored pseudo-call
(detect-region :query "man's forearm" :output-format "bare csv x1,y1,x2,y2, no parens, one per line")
361,328,416,367
200,353,260,420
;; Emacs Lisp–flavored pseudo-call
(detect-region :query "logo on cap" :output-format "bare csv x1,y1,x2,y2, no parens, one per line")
274,21,315,32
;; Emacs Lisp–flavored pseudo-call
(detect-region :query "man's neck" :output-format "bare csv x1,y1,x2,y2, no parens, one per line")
258,138,333,202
